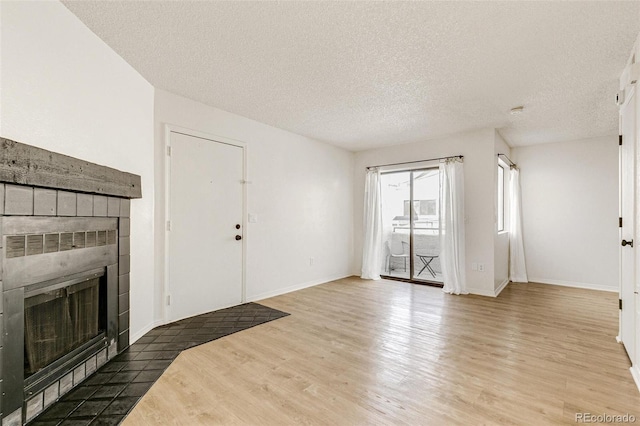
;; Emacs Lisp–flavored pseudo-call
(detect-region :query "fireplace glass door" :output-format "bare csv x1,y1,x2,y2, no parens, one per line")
24,277,104,375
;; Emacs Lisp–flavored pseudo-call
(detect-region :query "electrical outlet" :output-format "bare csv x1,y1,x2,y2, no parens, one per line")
478,263,485,272
471,263,478,271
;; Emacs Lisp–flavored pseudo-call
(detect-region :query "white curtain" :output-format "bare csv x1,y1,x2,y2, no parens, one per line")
361,168,383,280
509,168,528,282
439,159,467,294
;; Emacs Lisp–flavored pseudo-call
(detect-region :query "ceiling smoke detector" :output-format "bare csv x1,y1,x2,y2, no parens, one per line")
510,106,524,115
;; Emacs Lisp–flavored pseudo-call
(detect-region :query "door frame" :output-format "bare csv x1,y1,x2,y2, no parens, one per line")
619,86,636,355
163,124,248,324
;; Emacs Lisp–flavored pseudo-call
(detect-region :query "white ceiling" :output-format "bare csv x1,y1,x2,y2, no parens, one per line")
63,1,640,151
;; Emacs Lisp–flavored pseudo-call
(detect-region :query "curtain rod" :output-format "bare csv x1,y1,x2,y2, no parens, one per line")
497,153,517,168
366,155,463,170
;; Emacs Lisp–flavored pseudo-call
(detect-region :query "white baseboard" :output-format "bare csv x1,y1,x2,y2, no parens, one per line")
528,277,617,293
130,319,164,345
630,366,640,394
495,279,510,296
467,279,510,298
467,287,496,297
168,300,247,324
247,273,352,303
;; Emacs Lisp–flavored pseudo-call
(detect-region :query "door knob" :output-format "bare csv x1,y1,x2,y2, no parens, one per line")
622,239,634,247
235,235,242,241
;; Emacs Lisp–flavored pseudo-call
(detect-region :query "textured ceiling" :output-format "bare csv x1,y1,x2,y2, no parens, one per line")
63,1,640,151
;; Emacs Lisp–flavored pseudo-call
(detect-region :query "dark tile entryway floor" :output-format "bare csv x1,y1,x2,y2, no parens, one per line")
30,303,290,426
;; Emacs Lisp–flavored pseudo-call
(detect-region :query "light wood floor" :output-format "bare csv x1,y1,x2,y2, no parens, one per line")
124,277,640,425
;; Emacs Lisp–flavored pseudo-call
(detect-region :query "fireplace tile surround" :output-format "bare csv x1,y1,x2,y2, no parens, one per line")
0,138,142,426
1,185,132,426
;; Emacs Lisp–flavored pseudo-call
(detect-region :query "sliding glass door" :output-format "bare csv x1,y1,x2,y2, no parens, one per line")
380,168,442,284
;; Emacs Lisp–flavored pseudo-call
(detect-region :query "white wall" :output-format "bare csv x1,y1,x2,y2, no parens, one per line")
494,131,511,293
354,128,498,296
154,89,354,315
512,136,619,291
0,1,156,339
0,1,354,343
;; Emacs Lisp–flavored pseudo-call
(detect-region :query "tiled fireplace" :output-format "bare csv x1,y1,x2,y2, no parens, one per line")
0,139,141,425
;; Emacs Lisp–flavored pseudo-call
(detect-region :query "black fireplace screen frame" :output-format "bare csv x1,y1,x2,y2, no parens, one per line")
23,270,107,380
21,268,110,395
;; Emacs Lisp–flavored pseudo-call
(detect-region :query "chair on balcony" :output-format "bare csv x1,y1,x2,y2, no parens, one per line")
386,240,409,273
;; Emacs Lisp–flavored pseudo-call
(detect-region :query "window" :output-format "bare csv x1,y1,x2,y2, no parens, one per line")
497,164,505,232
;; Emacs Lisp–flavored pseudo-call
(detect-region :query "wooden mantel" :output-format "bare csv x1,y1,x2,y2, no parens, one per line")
0,138,142,199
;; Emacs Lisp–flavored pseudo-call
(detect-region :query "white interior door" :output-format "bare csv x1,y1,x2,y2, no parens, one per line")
620,88,636,364
168,131,244,322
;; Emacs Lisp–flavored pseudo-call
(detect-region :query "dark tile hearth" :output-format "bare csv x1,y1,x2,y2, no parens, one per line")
30,302,289,426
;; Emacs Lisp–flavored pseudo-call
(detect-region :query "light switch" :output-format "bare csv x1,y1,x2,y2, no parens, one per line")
248,213,258,223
